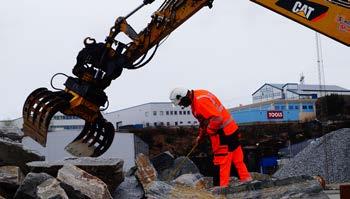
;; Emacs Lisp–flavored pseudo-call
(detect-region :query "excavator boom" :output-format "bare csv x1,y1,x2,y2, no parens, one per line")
23,0,213,157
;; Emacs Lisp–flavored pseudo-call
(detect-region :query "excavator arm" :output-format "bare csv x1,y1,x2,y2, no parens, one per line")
23,0,213,157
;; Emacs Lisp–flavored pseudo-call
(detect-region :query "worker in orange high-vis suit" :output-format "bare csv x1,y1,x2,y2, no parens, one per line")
170,88,252,187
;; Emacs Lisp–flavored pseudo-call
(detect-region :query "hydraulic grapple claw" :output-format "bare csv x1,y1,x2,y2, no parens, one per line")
65,117,115,157
22,88,70,146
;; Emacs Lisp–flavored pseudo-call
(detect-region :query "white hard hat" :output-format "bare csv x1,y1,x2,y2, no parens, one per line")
169,87,189,106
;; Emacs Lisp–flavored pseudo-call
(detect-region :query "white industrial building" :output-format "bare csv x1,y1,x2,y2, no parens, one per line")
1,102,198,131
104,102,198,130
252,83,350,103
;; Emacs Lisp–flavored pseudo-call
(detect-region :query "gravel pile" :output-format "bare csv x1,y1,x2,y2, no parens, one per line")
274,128,350,183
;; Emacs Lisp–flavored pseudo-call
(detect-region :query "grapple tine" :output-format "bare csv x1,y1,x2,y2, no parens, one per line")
65,117,115,157
22,88,70,146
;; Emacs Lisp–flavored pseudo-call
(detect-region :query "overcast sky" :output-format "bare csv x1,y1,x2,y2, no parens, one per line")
0,0,349,120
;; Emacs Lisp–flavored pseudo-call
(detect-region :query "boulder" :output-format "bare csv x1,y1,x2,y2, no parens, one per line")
0,166,24,185
0,139,44,173
172,173,206,189
144,181,174,199
135,153,158,188
150,151,174,173
211,175,329,198
113,176,144,199
57,164,112,199
0,166,24,198
0,129,23,142
27,157,124,193
37,178,69,199
145,181,216,199
14,172,51,199
158,156,199,181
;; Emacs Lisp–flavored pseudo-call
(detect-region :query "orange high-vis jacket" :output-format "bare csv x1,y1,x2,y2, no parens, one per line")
191,89,238,138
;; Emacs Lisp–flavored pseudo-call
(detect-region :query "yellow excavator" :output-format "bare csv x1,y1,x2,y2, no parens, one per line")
22,0,214,157
22,0,349,158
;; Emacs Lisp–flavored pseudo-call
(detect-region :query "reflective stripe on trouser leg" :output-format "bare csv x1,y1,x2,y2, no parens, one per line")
231,146,251,181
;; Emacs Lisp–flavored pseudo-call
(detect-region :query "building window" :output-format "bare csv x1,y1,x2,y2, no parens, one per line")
174,111,177,115
187,111,191,115
145,112,149,117
188,121,191,124
302,105,308,110
280,106,285,110
153,111,157,116
295,105,299,110
289,105,294,110
275,106,280,110
175,122,178,126
194,121,197,124
179,111,182,115
167,122,170,126
146,123,150,127
180,121,183,124
308,105,314,110
160,122,164,126
160,111,164,116
166,111,169,115
170,111,173,115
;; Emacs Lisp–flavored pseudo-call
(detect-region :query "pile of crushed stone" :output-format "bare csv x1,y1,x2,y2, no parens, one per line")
274,128,350,183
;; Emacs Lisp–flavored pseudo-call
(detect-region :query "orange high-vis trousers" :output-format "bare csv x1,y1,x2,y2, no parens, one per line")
213,145,251,187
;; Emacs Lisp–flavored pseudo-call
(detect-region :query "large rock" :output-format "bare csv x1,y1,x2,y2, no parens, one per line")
135,153,158,188
57,164,112,199
0,138,44,173
0,166,24,198
172,173,206,189
158,156,199,181
145,181,216,199
28,157,124,192
0,128,23,142
0,166,24,185
274,128,350,183
37,178,69,199
211,175,328,198
150,151,175,173
14,172,52,199
113,176,144,199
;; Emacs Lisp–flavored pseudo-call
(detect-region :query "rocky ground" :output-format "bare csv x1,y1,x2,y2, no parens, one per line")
274,128,350,183
0,128,333,199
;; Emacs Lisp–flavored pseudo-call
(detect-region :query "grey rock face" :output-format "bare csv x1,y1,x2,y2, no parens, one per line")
172,173,206,189
27,157,124,193
0,128,23,142
37,178,69,199
0,166,24,198
0,138,44,173
14,172,54,199
57,164,112,199
0,166,24,185
274,128,350,183
113,176,144,199
150,151,174,174
135,153,158,188
144,181,174,199
210,176,328,198
159,156,199,181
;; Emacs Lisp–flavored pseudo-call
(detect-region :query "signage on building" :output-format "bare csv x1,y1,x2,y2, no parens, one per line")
267,111,284,119
251,0,350,46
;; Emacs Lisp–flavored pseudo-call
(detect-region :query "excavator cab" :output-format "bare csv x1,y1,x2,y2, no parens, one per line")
22,0,214,157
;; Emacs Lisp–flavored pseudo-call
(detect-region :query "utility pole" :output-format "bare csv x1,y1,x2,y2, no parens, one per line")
315,32,326,97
